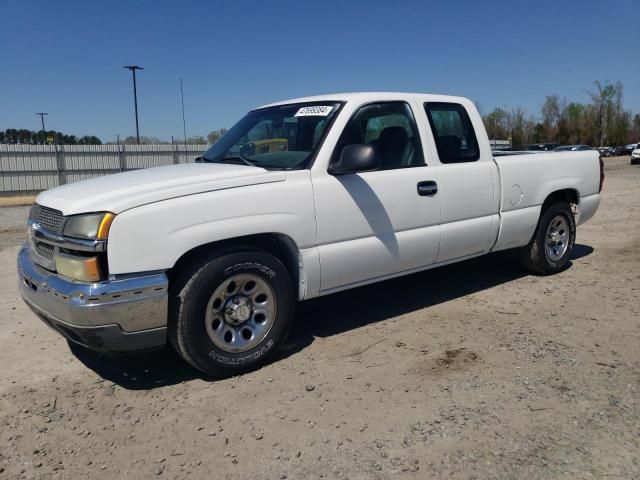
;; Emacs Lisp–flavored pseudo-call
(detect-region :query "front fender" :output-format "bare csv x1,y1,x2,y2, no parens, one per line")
106,174,316,275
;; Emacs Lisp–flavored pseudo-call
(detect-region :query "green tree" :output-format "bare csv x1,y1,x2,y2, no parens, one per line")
588,80,624,146
509,107,526,148
532,123,545,143
541,94,568,142
565,103,586,144
1,128,101,145
207,128,228,145
3,129,16,143
185,136,207,145
77,135,102,145
632,114,640,143
482,108,510,140
17,129,32,144
123,135,165,144
33,130,46,145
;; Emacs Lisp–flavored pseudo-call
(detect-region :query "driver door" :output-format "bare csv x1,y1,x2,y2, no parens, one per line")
311,101,441,293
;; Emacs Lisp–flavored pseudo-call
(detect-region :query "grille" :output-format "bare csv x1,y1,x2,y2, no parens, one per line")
30,203,63,233
34,242,55,260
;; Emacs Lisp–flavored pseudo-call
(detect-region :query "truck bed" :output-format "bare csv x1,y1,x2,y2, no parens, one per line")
491,150,601,251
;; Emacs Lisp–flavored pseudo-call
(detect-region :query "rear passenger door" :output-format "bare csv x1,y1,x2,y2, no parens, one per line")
422,102,499,262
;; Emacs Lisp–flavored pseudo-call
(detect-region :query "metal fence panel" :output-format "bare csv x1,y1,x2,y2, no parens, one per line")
60,144,121,170
0,144,206,193
60,170,116,184
0,172,58,191
0,144,58,172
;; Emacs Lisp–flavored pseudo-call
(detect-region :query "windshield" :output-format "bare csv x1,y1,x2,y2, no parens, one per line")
202,102,342,169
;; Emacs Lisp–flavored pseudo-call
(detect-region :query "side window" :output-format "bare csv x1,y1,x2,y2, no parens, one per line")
332,102,424,170
424,103,480,163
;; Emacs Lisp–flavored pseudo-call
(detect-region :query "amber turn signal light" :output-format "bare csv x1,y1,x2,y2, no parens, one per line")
97,213,115,240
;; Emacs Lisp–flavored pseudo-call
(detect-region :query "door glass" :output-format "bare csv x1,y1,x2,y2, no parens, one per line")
333,102,424,170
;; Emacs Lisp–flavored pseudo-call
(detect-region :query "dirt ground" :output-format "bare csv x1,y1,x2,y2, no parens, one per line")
0,195,35,208
0,157,638,480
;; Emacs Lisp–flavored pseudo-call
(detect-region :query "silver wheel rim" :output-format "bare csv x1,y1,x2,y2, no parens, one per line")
205,274,277,353
545,214,570,262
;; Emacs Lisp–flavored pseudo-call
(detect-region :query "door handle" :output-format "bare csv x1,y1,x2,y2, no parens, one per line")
417,181,438,196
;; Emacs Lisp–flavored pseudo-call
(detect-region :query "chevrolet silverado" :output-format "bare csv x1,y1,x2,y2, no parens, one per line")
18,92,603,376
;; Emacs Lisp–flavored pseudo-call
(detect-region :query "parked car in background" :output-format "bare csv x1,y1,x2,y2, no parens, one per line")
554,145,594,152
596,147,615,157
631,144,640,165
624,144,637,155
611,146,627,156
527,143,560,151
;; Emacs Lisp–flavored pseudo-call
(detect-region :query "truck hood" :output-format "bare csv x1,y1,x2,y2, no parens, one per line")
35,163,287,215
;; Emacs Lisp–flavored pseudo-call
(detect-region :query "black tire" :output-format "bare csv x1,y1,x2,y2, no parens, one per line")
169,249,294,377
521,201,576,275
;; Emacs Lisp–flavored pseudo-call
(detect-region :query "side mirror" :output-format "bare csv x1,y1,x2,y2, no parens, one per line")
329,144,380,175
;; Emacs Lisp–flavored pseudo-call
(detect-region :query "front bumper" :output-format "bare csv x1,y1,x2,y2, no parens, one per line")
17,244,168,354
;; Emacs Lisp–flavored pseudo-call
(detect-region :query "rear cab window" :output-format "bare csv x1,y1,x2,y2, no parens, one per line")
424,102,480,164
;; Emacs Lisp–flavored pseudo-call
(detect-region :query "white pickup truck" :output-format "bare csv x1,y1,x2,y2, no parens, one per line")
18,92,603,376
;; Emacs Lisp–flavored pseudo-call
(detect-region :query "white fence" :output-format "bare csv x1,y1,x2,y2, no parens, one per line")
489,139,512,150
0,144,207,192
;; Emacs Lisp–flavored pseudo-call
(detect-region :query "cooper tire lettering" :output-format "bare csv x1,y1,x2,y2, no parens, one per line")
224,262,276,279
208,339,274,365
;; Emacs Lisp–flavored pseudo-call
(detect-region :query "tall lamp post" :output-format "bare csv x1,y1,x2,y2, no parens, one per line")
123,65,143,144
35,112,48,144
180,78,187,148
36,112,48,132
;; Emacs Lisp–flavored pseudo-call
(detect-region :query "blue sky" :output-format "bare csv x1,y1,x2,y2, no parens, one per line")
1,0,638,141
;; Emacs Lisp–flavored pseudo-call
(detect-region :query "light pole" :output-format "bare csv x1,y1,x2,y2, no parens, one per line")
123,65,144,144
36,112,48,132
180,78,187,148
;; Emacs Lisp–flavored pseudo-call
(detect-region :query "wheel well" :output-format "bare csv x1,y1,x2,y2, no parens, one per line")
168,233,301,297
542,189,579,215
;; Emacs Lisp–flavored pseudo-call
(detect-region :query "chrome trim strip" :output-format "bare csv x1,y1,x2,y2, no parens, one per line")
28,219,107,253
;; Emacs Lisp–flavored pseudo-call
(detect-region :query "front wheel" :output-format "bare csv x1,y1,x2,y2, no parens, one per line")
521,201,576,275
169,250,295,377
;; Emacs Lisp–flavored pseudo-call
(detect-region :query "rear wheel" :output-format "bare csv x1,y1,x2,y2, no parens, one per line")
521,202,576,275
169,250,294,377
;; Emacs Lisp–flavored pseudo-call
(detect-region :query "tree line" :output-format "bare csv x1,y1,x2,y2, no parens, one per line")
5,81,637,149
482,80,640,148
0,129,102,145
0,128,231,146
105,129,228,145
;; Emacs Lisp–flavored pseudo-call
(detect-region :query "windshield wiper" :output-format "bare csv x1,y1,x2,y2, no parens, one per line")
204,155,259,168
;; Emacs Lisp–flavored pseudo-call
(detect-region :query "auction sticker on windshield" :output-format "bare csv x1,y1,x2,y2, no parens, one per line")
294,106,334,117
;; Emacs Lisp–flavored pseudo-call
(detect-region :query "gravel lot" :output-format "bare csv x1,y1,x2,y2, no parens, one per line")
0,205,30,250
1,157,638,479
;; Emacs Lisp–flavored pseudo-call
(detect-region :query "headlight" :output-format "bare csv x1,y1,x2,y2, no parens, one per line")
55,253,102,282
63,212,115,240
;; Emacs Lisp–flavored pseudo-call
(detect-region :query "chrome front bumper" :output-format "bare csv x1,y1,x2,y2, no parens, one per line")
17,244,168,354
